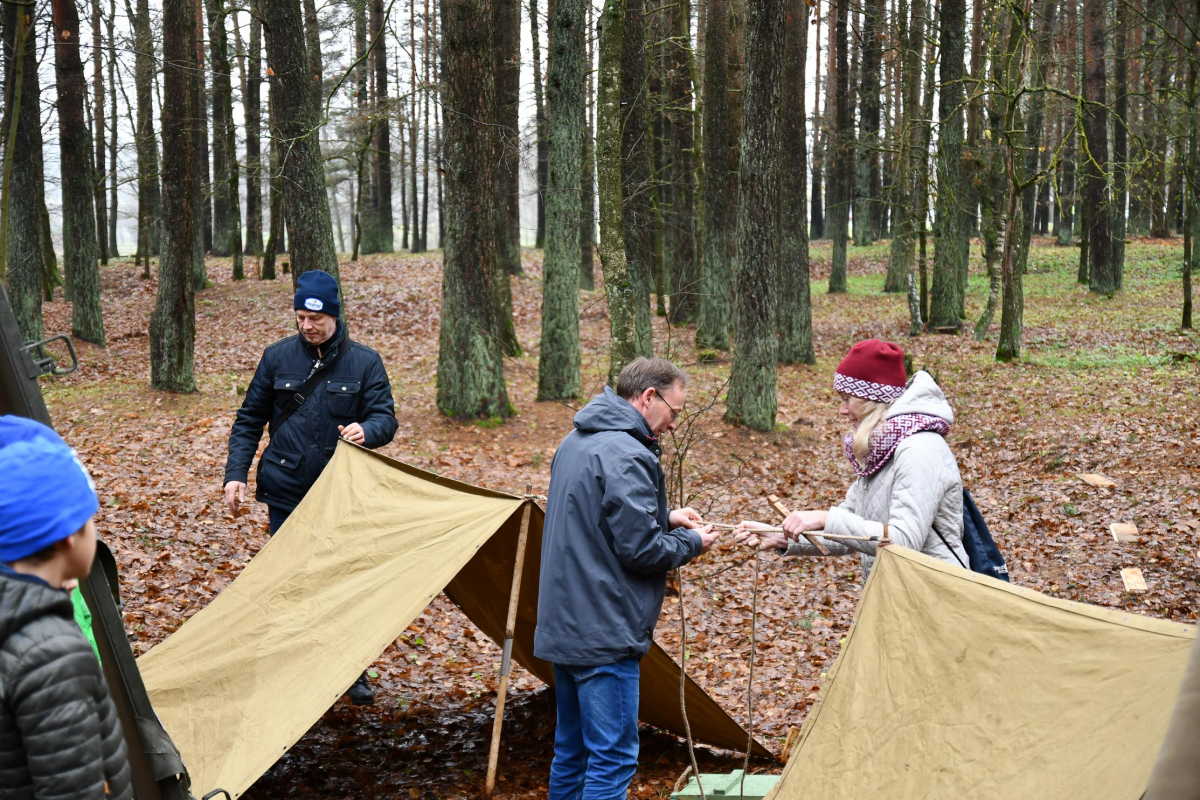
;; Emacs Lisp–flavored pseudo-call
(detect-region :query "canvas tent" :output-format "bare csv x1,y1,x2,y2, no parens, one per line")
138,442,766,798
765,546,1196,800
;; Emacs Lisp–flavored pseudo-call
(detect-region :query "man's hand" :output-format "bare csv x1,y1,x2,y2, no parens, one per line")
224,481,248,514
670,507,704,529
733,521,787,551
338,423,366,445
696,524,720,553
781,509,828,540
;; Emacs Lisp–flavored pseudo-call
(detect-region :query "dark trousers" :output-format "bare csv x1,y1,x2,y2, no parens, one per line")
268,506,291,536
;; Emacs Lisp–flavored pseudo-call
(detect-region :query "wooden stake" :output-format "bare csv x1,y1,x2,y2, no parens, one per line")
766,495,831,555
484,487,535,800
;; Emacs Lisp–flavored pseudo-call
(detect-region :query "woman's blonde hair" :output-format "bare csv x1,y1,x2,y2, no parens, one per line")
851,399,892,462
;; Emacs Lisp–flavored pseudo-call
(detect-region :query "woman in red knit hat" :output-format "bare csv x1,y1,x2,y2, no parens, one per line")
734,339,967,580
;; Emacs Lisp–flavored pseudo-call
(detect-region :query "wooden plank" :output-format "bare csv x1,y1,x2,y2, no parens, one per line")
1078,473,1117,488
1110,523,1140,543
766,494,831,555
1121,568,1148,593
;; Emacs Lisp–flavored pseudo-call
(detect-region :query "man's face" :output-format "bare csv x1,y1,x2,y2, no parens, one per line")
296,310,336,346
639,381,686,436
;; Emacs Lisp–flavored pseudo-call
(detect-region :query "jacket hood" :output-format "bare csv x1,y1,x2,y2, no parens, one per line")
573,386,655,446
0,566,72,644
885,370,954,424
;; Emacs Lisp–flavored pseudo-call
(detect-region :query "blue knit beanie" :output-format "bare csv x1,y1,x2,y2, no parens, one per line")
0,416,99,563
294,270,341,318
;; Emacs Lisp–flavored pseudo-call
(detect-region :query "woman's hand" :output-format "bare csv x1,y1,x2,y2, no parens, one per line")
781,510,828,539
733,521,788,551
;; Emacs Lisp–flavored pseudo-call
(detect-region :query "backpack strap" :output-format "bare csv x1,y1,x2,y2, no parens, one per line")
932,523,968,569
267,342,349,439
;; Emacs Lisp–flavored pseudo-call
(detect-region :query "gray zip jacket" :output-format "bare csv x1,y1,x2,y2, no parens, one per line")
784,371,967,581
534,387,703,667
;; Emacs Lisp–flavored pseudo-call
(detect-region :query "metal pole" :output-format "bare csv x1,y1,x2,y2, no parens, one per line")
483,487,534,799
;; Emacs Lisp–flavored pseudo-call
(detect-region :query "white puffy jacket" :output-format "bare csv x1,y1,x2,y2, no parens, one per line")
783,371,967,581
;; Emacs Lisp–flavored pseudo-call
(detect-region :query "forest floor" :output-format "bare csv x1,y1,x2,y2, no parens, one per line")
41,237,1200,798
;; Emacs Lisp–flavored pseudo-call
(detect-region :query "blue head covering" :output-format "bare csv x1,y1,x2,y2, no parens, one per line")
293,270,341,318
0,416,99,562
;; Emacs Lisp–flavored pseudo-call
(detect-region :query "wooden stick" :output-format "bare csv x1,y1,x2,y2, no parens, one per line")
708,522,875,542
484,486,535,800
766,495,831,554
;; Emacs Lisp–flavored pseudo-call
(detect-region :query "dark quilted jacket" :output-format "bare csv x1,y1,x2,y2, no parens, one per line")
0,567,132,799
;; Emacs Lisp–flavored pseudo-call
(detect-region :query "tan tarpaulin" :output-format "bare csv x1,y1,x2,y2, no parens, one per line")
139,443,765,798
766,546,1197,800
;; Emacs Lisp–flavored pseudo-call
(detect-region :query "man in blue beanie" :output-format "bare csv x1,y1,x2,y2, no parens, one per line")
0,416,133,799
223,269,398,705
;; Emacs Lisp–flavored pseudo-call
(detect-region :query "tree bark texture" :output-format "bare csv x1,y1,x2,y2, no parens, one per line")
2,8,44,342
929,0,967,328
596,0,636,382
1110,0,1127,288
854,0,881,246
1184,3,1196,329
263,0,341,288
436,0,510,418
303,0,322,112
366,0,394,253
828,0,850,293
91,0,107,265
495,0,521,356
663,0,698,323
537,0,584,400
778,0,813,364
192,1,208,288
52,0,105,345
1056,0,1077,246
245,1,263,255
726,0,785,432
151,0,198,391
696,0,733,350
531,0,548,248
106,0,118,257
620,0,654,356
129,0,161,259
1013,0,1056,282
207,0,242,276
409,0,422,252
1082,0,1113,294
885,0,918,294
810,0,824,239
580,2,596,292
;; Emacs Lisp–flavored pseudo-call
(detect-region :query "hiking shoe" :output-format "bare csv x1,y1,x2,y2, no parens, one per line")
347,672,375,706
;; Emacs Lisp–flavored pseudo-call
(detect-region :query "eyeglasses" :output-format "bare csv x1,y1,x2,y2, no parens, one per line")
653,391,681,422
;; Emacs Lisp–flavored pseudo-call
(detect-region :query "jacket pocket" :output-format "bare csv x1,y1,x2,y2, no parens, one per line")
263,446,302,471
274,376,305,393
325,380,361,418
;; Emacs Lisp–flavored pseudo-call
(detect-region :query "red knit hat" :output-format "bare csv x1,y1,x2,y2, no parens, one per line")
833,339,907,403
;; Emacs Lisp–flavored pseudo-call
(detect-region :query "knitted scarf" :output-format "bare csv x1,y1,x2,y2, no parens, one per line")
844,414,950,477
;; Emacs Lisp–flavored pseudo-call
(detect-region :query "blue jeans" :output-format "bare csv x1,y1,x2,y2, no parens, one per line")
268,506,291,536
549,659,640,800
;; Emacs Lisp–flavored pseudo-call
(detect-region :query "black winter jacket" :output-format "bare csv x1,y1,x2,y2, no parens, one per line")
0,566,132,800
533,387,703,667
224,321,399,511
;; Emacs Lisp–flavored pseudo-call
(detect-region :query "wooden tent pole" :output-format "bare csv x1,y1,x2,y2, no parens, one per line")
767,494,832,555
484,486,535,799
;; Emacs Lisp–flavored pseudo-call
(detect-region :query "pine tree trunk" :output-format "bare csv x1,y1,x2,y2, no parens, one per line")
596,0,636,382
2,8,45,341
696,0,733,349
929,0,967,328
409,0,422,253
778,0,813,364
854,0,881,247
206,0,242,276
810,0,825,239
437,0,509,418
1183,0,1196,329
152,0,198,391
537,0,585,401
369,0,394,252
106,0,118,257
193,1,209,288
1082,0,1113,294
303,0,322,111
828,0,850,293
726,0,785,432
664,0,698,323
1014,0,1056,280
621,0,654,356
531,0,548,248
887,0,923,295
421,0,430,248
1111,0,1128,288
495,0,521,356
128,0,161,260
52,0,105,345
580,2,596,293
263,86,281,281
91,0,108,265
1057,0,1077,246
244,1,264,255
262,0,341,288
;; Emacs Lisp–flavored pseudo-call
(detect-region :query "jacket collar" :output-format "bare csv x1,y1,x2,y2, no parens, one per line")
297,318,346,361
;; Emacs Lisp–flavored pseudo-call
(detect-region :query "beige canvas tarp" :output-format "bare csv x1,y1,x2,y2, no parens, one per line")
138,442,765,798
766,546,1197,800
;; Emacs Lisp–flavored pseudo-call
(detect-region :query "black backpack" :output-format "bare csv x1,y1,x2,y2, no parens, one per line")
933,488,1010,582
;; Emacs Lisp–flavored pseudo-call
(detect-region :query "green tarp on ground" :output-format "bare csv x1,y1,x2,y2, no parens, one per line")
766,546,1197,800
139,442,766,798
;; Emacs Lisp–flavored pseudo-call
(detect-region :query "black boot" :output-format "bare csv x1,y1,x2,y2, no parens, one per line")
346,671,375,706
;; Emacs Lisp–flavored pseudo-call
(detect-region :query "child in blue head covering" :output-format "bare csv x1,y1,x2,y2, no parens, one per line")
0,415,132,799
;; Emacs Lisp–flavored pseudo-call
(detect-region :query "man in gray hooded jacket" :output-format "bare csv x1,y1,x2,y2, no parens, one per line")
534,358,719,799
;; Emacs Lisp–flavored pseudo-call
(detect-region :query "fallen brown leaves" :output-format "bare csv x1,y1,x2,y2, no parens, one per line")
40,239,1199,798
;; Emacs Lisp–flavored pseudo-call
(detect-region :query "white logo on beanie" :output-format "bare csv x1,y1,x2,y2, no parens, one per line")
304,298,324,311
